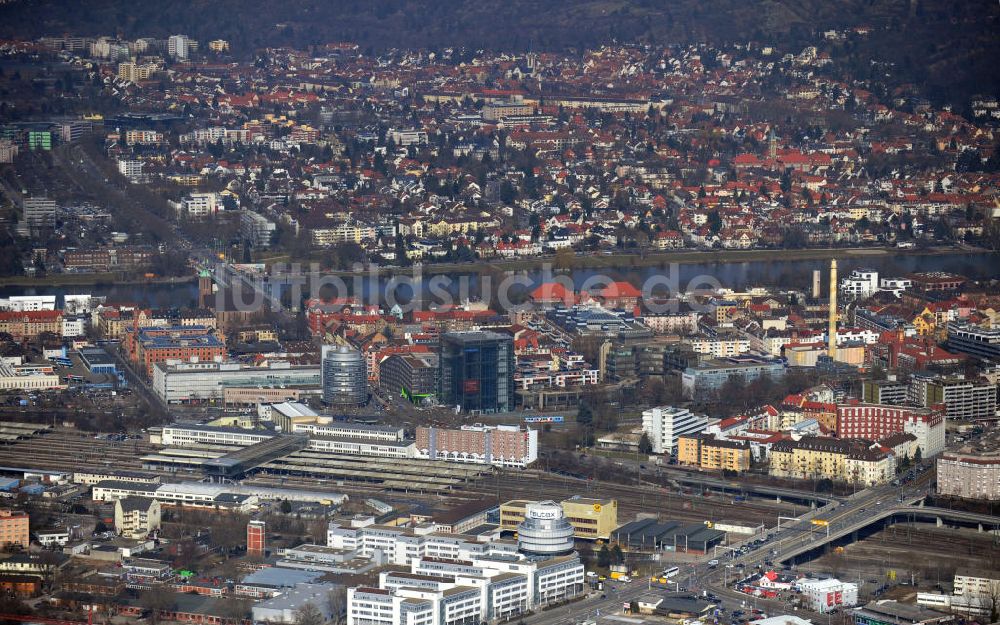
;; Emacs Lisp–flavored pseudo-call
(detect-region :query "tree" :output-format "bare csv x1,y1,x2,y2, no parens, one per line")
576,402,593,426
978,580,1000,623
610,544,625,566
294,602,325,625
554,247,575,272
638,433,653,455
596,544,611,568
913,446,922,464
707,209,722,235
280,499,292,513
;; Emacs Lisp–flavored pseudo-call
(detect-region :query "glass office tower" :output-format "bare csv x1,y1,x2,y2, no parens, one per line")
438,331,514,414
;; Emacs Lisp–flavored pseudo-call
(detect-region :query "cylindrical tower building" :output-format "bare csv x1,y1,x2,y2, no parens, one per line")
321,345,367,406
517,501,575,556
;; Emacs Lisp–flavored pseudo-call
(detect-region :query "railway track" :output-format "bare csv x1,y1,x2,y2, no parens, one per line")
465,469,809,527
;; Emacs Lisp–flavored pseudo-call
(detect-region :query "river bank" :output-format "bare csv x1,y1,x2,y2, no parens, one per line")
0,273,196,288
311,243,992,278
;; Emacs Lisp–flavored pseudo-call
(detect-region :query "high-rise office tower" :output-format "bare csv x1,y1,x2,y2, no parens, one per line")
438,331,514,414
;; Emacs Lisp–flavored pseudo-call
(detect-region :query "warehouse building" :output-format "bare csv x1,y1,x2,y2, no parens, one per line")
611,518,726,554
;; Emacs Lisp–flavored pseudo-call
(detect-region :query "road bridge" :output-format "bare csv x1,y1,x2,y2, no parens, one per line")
776,503,1000,565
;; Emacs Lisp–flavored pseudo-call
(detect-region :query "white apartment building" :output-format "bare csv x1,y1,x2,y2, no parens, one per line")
310,222,377,246
180,192,220,218
387,129,429,146
909,374,997,422
642,406,709,454
840,268,879,299
61,318,86,338
954,568,1000,598
0,295,56,311
688,335,751,358
880,277,912,297
240,210,276,247
117,159,144,180
125,130,164,144
167,34,191,60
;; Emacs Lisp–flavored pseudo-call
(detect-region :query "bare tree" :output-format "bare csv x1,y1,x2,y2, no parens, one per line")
140,587,175,625
294,602,325,625
978,580,1000,623
222,597,253,624
327,586,347,624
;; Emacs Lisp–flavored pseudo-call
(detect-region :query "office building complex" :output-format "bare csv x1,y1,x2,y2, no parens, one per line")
321,345,367,406
22,196,56,233
347,552,584,625
152,360,321,404
499,497,618,541
946,322,1000,361
438,331,514,414
641,406,709,455
680,355,785,397
127,325,226,378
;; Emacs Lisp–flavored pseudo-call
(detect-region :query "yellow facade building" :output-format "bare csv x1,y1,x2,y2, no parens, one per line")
500,497,617,540
769,436,895,485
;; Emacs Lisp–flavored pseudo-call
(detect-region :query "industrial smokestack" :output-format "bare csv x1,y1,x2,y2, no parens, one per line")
828,258,838,358
812,270,821,299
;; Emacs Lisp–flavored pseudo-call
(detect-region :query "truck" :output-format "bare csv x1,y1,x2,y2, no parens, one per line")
708,559,719,568
609,572,631,582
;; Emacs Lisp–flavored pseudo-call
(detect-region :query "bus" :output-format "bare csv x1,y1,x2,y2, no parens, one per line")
48,356,72,367
64,375,84,383
663,567,680,578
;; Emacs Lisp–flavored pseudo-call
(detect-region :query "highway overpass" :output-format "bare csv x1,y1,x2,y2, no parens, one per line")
776,502,1000,565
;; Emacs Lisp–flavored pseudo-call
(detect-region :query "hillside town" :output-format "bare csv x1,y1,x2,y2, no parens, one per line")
0,15,997,625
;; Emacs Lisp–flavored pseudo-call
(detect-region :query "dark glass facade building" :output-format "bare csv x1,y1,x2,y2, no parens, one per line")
439,331,514,414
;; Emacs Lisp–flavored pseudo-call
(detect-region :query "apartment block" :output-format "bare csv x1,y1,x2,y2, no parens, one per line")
836,401,945,457
642,406,709,455
937,451,1000,500
677,434,752,472
0,509,29,549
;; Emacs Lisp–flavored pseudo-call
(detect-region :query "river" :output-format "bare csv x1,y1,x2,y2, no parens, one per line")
2,251,996,308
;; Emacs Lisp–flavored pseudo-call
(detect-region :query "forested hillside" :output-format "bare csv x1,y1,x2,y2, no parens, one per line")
1,0,997,106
